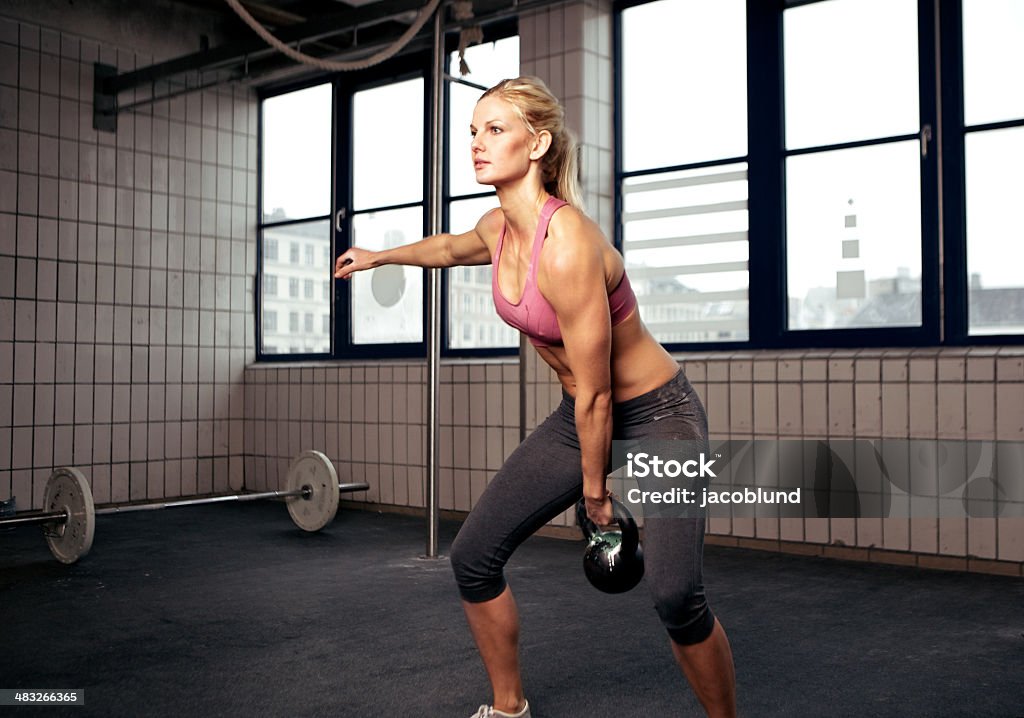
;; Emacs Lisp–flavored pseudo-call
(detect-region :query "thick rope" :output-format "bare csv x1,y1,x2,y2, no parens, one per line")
456,25,484,75
224,0,443,72
451,0,483,75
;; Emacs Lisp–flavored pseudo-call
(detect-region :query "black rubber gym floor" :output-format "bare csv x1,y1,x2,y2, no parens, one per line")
2,502,1022,718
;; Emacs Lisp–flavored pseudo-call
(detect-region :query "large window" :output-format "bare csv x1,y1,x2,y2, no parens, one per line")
618,0,749,343
616,0,1022,348
784,0,922,331
257,33,519,360
349,79,426,347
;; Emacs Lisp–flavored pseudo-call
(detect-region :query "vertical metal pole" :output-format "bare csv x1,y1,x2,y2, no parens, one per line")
426,5,445,558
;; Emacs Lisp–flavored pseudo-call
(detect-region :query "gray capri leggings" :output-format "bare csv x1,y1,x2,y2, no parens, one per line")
449,370,716,646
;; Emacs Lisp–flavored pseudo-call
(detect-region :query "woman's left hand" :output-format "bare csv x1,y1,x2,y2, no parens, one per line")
584,493,615,528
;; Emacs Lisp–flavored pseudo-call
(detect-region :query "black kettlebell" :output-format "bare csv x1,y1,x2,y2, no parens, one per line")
576,495,644,594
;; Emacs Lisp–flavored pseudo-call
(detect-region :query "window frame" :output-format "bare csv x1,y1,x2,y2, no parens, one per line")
336,60,432,360
614,0,1022,350
255,23,519,363
256,78,336,362
940,0,1024,345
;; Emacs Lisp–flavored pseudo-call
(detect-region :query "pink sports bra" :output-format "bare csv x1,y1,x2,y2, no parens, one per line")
491,197,638,348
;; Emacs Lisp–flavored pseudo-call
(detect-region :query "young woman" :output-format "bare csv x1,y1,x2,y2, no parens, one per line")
335,76,737,718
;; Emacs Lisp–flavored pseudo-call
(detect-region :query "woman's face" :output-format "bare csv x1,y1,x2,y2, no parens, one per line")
470,95,536,187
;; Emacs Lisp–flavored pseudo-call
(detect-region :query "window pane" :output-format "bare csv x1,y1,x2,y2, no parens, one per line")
352,79,424,209
784,0,918,149
622,164,749,343
448,36,520,91
450,82,487,199
261,219,332,354
447,196,517,349
620,0,746,171
786,142,921,330
966,126,1024,335
963,0,1024,126
448,39,520,199
351,207,424,344
261,84,331,222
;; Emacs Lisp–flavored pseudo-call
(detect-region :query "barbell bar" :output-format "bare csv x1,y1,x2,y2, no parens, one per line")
0,509,71,528
0,451,369,564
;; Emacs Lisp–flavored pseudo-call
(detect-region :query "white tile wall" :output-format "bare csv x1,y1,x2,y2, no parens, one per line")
243,361,520,517
0,10,256,510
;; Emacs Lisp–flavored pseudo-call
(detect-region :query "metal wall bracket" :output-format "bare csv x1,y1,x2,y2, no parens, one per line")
93,63,118,133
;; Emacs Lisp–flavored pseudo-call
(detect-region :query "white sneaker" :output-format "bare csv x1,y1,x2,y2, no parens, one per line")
468,699,531,718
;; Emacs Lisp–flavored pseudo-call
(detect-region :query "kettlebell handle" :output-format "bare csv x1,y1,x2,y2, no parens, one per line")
576,494,638,552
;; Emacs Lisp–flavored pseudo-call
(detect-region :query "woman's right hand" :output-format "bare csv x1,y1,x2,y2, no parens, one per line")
334,247,378,280
584,491,615,529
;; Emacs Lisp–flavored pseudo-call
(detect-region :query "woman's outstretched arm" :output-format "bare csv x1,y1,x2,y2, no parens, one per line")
334,208,498,279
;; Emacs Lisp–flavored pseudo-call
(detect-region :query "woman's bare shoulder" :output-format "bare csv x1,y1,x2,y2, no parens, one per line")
546,204,606,253
475,206,506,241
540,206,608,287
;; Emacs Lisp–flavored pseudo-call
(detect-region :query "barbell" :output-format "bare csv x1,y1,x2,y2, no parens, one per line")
0,451,369,564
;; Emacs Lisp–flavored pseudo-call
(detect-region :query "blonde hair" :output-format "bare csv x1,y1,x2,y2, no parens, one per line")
480,76,583,210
